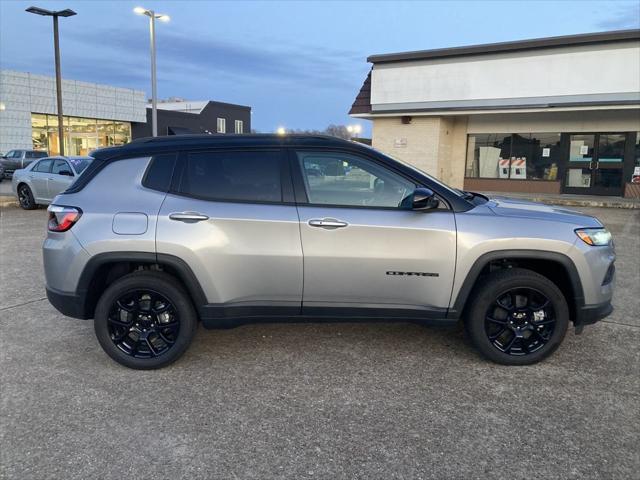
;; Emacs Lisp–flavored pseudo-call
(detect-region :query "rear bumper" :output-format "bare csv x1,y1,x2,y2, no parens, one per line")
575,301,613,327
46,286,90,320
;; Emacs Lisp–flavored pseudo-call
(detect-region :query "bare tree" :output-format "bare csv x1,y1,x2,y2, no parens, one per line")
287,124,352,139
323,124,351,140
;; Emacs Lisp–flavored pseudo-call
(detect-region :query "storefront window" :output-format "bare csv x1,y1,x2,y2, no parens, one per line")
68,117,98,156
112,122,131,146
97,119,115,146
31,114,48,152
46,115,61,156
31,114,131,156
466,133,561,180
514,133,561,181
465,133,511,178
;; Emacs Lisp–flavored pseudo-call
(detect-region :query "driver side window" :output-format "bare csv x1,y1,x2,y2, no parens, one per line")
296,151,415,208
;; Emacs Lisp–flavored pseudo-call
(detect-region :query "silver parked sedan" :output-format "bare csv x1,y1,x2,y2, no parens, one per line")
12,156,93,210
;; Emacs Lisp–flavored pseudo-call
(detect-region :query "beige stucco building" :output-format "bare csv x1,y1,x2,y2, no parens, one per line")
350,30,640,197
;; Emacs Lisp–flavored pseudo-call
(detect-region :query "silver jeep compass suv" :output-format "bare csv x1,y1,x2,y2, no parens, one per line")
43,135,615,369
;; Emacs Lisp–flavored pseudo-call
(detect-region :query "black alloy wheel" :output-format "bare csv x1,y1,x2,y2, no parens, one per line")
107,290,180,359
18,184,36,210
465,268,569,365
485,287,556,356
94,271,197,369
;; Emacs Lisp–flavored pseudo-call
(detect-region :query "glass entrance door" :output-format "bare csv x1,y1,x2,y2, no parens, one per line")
564,133,626,196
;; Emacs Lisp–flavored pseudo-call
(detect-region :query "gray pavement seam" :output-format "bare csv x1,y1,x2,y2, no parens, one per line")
601,319,640,329
0,297,47,312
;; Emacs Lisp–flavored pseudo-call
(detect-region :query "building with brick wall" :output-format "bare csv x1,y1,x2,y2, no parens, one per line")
350,30,640,198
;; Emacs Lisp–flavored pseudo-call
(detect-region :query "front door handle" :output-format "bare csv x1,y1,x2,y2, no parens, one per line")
308,218,348,229
169,212,209,223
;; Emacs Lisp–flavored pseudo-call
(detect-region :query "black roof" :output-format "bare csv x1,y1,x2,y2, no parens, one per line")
368,29,640,64
92,134,360,160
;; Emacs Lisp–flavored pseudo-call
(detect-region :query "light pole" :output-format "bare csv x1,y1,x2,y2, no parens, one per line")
134,7,169,137
26,6,76,156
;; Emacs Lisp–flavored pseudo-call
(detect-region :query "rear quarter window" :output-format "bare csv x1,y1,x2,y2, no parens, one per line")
142,153,177,192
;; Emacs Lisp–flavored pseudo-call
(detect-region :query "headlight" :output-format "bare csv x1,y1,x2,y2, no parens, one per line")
575,228,612,246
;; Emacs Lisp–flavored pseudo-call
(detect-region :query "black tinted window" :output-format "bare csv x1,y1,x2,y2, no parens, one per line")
52,159,71,175
143,154,177,192
181,151,282,202
33,159,53,173
28,151,47,159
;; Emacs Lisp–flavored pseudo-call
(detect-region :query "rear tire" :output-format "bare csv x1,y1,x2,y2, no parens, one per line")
464,268,569,365
94,270,197,369
18,184,36,210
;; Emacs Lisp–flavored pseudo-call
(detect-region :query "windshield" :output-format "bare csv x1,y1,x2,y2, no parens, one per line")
68,157,93,174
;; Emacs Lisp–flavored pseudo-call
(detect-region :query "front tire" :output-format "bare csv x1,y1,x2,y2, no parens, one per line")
464,268,569,365
18,184,36,210
94,271,197,369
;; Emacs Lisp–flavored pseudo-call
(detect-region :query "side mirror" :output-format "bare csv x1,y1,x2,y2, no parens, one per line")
411,187,439,211
59,170,73,177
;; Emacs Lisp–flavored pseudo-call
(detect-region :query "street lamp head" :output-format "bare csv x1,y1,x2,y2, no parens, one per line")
133,6,147,15
157,14,170,22
56,9,77,17
26,6,76,17
26,6,54,16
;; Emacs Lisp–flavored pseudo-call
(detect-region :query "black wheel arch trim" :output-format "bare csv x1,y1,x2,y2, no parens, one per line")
72,251,208,319
448,249,585,320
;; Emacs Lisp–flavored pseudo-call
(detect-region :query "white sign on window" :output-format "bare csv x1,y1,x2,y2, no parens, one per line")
580,145,589,155
542,148,551,158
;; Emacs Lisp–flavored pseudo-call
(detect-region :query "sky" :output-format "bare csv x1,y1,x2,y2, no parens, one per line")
0,0,639,135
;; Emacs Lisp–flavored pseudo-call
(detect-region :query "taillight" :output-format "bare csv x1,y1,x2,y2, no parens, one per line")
48,205,82,232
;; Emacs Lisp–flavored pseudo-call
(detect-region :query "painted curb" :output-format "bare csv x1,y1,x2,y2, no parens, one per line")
0,195,17,208
521,198,640,209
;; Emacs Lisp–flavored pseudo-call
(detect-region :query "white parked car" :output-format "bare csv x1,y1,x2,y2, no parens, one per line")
12,156,93,209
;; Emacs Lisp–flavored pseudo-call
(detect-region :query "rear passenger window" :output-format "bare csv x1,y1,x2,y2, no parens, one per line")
33,159,53,173
143,153,177,192
52,159,71,175
180,151,282,202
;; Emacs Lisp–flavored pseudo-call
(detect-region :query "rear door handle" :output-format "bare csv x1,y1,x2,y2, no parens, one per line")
169,212,209,223
308,218,348,229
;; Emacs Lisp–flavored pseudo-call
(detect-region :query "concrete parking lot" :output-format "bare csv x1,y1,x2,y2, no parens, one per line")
0,180,12,197
1,204,638,479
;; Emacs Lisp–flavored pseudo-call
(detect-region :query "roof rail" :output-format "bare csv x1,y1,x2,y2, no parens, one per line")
129,133,348,144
